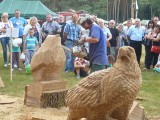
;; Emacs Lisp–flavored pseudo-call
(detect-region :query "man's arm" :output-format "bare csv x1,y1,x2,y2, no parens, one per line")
106,28,112,41
151,33,160,42
85,37,99,43
116,36,120,47
23,40,26,53
63,32,67,41
107,34,112,41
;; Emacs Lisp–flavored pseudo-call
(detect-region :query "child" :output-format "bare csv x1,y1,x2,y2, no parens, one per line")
23,28,38,67
12,39,21,71
74,57,89,79
153,55,160,73
108,55,115,68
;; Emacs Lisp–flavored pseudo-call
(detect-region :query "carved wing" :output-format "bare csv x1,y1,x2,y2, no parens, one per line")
65,68,111,108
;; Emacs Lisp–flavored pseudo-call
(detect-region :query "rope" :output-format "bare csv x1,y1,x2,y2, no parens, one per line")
0,0,6,12
24,1,31,18
7,0,13,13
33,1,39,16
39,1,53,15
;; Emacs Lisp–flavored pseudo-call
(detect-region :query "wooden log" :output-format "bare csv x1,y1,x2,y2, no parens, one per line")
0,76,5,88
129,101,146,120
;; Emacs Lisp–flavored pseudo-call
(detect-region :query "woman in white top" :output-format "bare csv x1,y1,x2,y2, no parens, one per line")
23,17,41,47
0,13,13,67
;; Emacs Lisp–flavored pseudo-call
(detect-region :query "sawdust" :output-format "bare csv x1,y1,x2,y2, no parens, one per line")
0,94,68,120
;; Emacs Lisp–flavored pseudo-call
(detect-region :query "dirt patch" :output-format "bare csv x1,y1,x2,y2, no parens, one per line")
0,94,68,120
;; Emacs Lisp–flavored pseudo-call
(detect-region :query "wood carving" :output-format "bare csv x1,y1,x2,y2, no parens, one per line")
24,35,67,108
66,46,142,120
30,35,65,81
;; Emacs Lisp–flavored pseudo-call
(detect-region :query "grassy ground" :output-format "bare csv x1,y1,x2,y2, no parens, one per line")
0,46,160,116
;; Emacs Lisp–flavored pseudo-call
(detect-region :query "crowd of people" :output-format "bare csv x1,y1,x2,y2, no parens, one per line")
0,9,160,77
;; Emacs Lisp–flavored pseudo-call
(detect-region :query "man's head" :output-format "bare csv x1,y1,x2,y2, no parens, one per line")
126,19,132,28
135,18,141,27
81,18,93,30
117,24,124,33
46,14,53,22
91,15,97,23
72,14,79,23
15,9,20,18
153,16,159,25
97,19,104,28
109,20,116,28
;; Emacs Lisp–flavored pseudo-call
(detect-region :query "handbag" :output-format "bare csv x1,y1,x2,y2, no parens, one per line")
142,38,151,46
150,45,160,54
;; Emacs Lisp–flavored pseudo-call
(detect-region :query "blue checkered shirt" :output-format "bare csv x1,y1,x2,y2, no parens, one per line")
64,22,80,41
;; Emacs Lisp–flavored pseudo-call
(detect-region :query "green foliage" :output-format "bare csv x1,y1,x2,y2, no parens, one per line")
40,0,160,22
139,0,160,19
41,0,108,20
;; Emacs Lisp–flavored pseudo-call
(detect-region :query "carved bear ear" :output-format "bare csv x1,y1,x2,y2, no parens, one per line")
127,46,134,53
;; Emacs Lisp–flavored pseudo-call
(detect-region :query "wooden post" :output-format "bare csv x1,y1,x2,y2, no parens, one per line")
10,27,12,81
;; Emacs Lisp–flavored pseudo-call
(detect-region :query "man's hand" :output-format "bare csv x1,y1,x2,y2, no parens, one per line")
78,38,85,44
116,46,119,50
18,43,22,47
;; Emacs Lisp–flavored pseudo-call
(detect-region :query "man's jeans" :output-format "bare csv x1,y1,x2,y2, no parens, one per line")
65,40,75,71
0,37,10,64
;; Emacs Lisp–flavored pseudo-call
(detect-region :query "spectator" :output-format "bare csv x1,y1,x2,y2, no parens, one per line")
153,55,160,73
108,20,120,59
23,28,38,67
59,22,67,45
41,14,60,42
80,18,108,73
10,9,27,53
63,13,80,72
108,54,115,68
98,19,112,55
127,18,145,65
0,13,13,67
123,19,133,45
144,20,155,69
117,24,125,47
74,57,89,78
153,16,159,25
146,25,160,69
12,39,22,71
23,17,41,46
78,17,90,53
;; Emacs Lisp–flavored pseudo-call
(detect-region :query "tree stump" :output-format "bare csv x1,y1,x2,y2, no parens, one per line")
24,81,67,108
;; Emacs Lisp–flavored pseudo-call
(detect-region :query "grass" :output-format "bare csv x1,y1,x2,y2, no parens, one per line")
0,46,160,116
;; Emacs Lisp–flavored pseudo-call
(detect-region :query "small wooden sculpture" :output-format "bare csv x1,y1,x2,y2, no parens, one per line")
66,46,142,120
24,35,67,108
